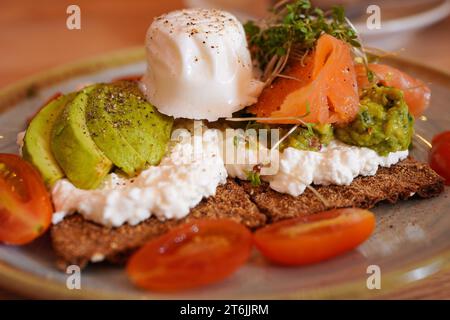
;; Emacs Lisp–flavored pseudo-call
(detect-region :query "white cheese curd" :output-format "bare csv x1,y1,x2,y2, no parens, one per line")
226,140,408,197
51,129,227,227
223,131,274,180
140,8,263,121
50,128,407,227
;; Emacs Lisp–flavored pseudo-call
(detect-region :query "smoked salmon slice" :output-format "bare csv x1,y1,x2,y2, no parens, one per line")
356,63,431,117
249,34,359,124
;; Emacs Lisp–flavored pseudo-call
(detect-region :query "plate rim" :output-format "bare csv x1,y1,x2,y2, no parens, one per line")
0,47,449,299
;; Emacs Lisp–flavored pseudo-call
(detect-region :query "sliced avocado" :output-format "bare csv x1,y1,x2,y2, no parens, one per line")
22,94,75,186
51,86,113,189
85,84,146,176
99,81,173,165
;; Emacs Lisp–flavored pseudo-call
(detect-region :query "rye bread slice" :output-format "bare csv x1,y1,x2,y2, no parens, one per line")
51,158,444,269
241,157,444,222
51,179,266,269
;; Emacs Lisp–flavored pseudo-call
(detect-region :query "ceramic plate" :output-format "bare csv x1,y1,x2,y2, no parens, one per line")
0,49,449,299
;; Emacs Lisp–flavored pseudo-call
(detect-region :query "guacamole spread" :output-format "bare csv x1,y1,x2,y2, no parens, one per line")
335,85,414,156
282,123,334,151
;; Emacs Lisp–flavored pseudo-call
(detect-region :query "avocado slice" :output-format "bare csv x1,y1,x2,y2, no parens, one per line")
22,94,75,186
51,86,113,189
85,84,146,176
98,81,173,165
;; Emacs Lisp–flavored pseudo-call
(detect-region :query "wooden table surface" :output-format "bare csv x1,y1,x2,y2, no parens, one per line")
0,0,449,299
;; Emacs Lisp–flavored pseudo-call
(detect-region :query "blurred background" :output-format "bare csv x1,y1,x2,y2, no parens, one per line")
0,0,449,300
0,0,449,88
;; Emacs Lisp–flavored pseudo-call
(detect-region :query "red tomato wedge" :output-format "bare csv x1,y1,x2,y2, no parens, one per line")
356,63,431,117
0,154,53,245
249,34,359,124
253,208,376,266
429,132,450,185
432,130,450,148
126,219,252,291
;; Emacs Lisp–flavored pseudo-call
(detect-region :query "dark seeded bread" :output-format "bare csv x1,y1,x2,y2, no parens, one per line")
51,158,444,269
241,157,444,222
51,179,266,269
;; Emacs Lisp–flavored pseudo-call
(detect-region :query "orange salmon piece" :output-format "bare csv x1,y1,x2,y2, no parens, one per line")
250,34,359,124
356,63,431,116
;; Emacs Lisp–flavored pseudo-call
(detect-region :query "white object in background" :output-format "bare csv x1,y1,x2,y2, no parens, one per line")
186,0,450,53
355,0,450,50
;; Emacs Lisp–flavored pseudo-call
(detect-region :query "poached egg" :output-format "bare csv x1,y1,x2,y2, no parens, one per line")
140,8,263,121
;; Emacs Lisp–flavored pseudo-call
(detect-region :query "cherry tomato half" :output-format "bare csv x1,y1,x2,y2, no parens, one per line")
126,219,252,291
432,130,450,148
429,138,450,185
253,208,376,266
0,154,53,244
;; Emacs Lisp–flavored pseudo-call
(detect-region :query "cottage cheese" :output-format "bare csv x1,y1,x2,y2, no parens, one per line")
51,129,227,227
227,140,408,197
19,128,408,227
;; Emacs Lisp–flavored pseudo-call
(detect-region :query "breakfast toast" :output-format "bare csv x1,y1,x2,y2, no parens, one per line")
51,158,444,269
51,179,266,269
241,157,444,222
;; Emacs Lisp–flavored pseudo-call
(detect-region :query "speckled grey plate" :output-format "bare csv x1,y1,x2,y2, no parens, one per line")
0,49,448,299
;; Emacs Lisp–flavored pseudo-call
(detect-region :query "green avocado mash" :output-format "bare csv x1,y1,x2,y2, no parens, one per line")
282,123,334,151
335,85,414,156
